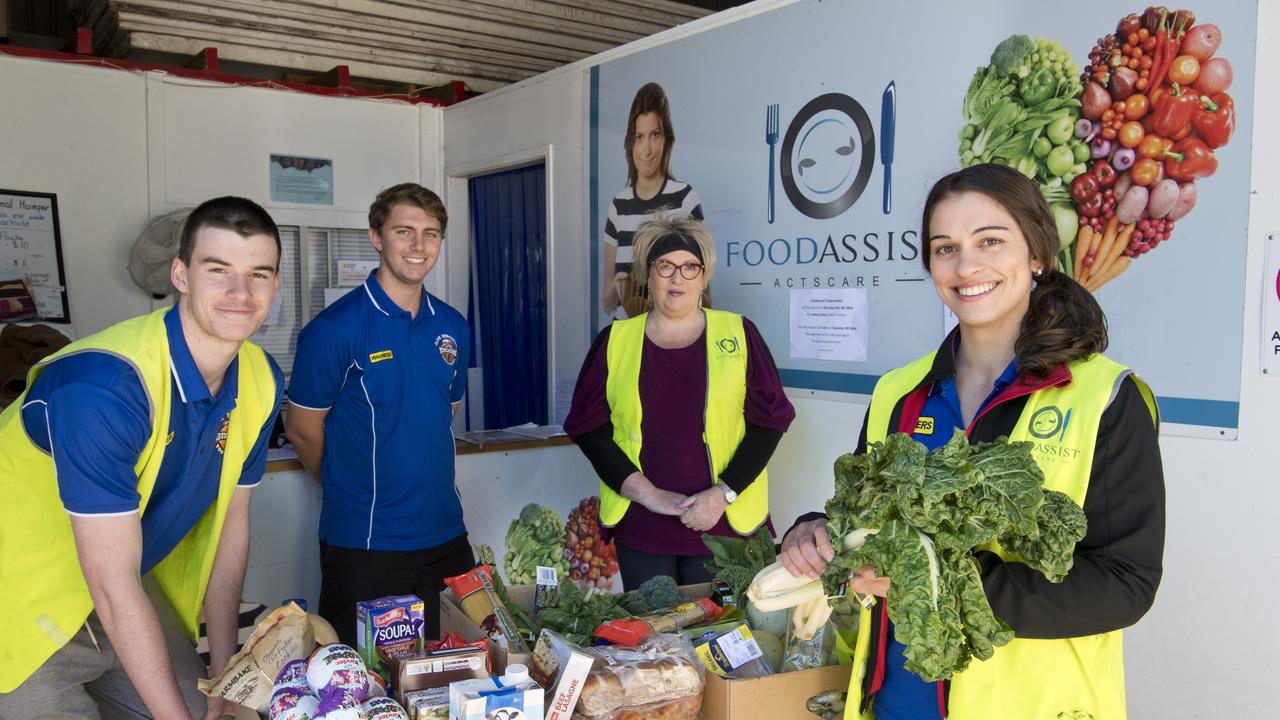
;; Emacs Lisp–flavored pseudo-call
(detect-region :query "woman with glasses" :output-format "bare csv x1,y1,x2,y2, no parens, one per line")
566,213,795,589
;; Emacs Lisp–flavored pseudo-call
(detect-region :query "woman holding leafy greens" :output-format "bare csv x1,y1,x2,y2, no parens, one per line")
780,163,1164,720
566,213,794,590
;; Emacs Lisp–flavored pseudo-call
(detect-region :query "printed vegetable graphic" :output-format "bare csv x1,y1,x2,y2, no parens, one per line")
816,430,1087,682
563,496,619,589
958,6,1239,291
503,503,571,585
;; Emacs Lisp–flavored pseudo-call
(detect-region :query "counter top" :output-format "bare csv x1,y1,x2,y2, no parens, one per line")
264,434,575,474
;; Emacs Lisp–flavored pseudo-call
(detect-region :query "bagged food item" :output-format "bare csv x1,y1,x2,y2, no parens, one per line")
315,688,365,719
200,602,316,710
443,565,530,655
307,644,369,700
573,635,704,720
274,694,320,720
356,595,425,686
693,622,773,679
269,682,313,720
361,695,409,720
781,615,835,672
593,598,722,646
449,663,544,720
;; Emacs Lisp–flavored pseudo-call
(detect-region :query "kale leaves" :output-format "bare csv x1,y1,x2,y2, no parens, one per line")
820,429,1087,681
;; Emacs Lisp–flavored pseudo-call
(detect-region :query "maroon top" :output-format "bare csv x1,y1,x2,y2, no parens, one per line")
564,317,795,555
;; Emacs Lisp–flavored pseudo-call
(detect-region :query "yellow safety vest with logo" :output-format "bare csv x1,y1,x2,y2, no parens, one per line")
844,351,1158,720
0,308,277,692
600,309,768,535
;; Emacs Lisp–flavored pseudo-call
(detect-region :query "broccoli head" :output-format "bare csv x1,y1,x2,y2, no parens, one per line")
990,34,1034,77
636,575,681,612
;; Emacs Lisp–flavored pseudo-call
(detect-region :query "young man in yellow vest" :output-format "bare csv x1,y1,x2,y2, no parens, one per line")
0,196,285,719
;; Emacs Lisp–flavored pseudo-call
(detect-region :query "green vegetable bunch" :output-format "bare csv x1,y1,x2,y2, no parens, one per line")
820,429,1087,682
535,578,630,646
701,528,778,599
503,503,570,585
959,35,1087,253
617,575,682,614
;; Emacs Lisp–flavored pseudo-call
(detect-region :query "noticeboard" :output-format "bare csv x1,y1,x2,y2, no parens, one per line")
0,189,70,323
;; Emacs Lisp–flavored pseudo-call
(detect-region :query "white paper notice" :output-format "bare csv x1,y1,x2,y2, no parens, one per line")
337,259,379,286
789,288,867,362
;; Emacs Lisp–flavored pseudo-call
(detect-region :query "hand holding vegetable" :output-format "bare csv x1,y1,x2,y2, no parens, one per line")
849,565,890,598
780,518,836,579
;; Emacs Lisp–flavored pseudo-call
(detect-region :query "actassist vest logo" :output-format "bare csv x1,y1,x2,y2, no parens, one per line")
1029,405,1071,441
717,337,740,355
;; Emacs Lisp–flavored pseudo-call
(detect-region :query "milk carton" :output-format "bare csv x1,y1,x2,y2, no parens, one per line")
357,595,426,685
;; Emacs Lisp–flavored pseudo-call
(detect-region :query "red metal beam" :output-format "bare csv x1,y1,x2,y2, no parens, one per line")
0,37,450,107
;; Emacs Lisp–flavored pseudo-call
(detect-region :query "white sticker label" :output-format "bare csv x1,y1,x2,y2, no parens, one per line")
716,626,763,669
536,566,559,586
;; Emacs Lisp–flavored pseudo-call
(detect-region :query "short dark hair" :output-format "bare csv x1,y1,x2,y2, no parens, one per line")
368,183,447,235
178,196,281,268
624,82,677,188
921,163,1107,379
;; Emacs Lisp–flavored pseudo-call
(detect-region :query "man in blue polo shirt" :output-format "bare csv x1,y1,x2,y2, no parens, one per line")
287,183,472,644
0,196,284,719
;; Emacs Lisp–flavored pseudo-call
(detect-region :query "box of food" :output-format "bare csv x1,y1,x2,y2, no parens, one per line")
356,595,425,684
393,646,489,703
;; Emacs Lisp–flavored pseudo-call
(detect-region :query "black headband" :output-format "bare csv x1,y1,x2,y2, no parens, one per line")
647,232,704,266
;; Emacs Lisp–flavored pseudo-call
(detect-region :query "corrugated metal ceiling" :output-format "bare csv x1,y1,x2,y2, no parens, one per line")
61,0,719,94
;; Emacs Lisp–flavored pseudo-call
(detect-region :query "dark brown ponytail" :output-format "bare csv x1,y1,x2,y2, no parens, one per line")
921,164,1108,378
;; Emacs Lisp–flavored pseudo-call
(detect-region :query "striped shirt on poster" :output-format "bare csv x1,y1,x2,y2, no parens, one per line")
604,179,703,274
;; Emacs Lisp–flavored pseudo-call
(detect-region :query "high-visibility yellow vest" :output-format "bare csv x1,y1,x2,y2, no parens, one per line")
599,309,768,534
846,351,1158,720
0,308,278,692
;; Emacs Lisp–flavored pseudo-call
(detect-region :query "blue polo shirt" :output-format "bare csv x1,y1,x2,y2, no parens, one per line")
20,306,283,575
288,270,469,551
873,353,1020,720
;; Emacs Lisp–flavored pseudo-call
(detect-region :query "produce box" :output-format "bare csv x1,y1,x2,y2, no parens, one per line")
439,583,536,673
442,581,853,719
702,663,852,720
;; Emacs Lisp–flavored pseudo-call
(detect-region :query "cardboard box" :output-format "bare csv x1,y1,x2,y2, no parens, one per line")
439,584,535,673
702,663,852,720
440,581,853,720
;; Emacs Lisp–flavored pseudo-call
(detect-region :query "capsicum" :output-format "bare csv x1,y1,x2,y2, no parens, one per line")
1192,93,1235,149
1019,67,1057,107
1152,84,1198,137
1164,137,1218,181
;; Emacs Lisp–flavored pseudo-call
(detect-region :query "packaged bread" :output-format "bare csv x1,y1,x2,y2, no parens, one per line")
572,635,704,720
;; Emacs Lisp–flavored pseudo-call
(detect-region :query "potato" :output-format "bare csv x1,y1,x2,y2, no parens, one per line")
1116,185,1149,225
1165,182,1198,222
1147,180,1180,219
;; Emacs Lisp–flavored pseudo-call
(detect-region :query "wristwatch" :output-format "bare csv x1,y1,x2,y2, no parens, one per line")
715,483,738,505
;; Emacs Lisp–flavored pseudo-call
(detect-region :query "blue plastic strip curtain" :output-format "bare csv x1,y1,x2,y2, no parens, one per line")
468,163,548,428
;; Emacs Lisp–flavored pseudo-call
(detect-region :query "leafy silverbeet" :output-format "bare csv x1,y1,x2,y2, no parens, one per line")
819,429,1085,681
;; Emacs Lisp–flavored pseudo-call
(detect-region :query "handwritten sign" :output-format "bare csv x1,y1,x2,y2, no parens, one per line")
0,190,69,322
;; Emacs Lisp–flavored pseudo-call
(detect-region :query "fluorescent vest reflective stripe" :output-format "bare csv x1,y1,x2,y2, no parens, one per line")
0,308,277,692
847,351,1157,720
599,309,767,534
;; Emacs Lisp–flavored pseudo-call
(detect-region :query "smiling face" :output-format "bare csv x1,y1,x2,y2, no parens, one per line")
648,249,704,320
172,226,280,349
370,202,443,294
631,112,666,185
927,191,1044,337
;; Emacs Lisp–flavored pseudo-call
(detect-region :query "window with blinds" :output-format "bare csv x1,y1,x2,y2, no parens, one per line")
250,226,378,378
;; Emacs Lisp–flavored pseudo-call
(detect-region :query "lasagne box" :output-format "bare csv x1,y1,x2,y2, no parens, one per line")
441,581,852,720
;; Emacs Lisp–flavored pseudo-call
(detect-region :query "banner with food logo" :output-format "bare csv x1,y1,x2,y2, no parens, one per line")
588,0,1255,437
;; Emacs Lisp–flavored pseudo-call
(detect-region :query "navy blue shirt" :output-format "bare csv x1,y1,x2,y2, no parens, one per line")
288,271,470,551
21,306,283,575
873,356,1020,720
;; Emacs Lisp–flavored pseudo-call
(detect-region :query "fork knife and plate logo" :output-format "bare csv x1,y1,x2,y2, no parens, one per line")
766,82,895,221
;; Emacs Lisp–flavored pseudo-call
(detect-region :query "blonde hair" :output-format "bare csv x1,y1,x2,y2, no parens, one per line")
630,213,716,294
